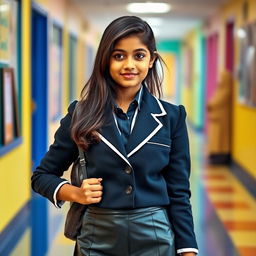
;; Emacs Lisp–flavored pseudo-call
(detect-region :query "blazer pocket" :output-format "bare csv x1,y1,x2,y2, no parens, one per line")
147,136,172,148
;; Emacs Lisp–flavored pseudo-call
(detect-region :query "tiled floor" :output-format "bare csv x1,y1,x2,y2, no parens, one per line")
45,127,256,256
203,166,256,256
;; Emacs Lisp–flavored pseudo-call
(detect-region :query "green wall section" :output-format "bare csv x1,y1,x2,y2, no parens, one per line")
157,28,206,130
157,40,181,52
157,40,182,103
193,28,206,130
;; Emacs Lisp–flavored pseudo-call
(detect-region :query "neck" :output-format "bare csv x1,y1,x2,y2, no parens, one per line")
116,86,141,112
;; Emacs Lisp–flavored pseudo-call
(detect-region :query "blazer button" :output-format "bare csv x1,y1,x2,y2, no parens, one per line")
124,166,132,174
125,185,133,194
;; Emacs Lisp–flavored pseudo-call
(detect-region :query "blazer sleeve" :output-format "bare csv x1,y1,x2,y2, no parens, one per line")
163,105,198,250
31,101,79,205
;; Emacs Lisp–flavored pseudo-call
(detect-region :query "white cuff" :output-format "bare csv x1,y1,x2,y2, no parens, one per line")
53,180,69,208
177,248,198,254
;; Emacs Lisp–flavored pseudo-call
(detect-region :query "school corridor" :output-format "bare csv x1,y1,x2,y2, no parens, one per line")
0,0,256,255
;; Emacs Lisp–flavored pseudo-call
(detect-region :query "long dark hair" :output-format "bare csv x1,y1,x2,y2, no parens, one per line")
71,16,164,150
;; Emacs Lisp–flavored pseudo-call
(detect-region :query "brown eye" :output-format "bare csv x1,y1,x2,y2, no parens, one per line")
135,53,145,60
113,53,125,60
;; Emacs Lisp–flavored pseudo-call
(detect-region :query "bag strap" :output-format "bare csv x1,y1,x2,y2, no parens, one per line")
78,147,88,180
74,101,88,180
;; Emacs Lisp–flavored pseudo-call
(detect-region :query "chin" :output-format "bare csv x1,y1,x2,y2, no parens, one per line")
118,80,141,87
119,84,140,89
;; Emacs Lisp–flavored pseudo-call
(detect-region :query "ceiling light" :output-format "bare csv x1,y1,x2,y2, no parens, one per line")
127,2,171,14
236,28,246,38
0,4,9,12
237,28,246,38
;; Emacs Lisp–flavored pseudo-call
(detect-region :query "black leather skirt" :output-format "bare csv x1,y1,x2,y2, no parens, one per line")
74,206,175,256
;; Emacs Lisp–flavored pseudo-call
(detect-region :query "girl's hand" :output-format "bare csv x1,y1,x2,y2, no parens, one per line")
56,178,103,204
76,178,103,205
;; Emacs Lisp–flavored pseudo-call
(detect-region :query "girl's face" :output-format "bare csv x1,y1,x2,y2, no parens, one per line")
109,35,155,92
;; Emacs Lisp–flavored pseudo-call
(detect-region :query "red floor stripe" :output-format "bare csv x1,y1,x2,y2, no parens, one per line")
206,186,235,193
238,247,256,256
224,221,256,231
203,174,227,180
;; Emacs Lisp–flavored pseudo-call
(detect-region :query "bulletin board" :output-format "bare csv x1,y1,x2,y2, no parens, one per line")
0,0,11,63
49,23,62,121
0,0,20,148
0,67,19,145
238,22,256,107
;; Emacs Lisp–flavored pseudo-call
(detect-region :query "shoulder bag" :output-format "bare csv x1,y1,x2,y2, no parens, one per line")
64,147,88,240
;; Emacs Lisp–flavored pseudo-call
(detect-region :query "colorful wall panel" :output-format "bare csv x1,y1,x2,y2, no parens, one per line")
181,27,206,129
220,0,256,178
157,40,182,104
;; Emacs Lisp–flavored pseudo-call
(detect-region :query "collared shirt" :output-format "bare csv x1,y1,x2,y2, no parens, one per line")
113,86,143,151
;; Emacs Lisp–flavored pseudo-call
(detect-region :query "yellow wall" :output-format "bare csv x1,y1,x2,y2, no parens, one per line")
219,0,256,178
181,30,196,122
76,38,86,97
0,0,31,231
181,27,205,128
161,53,175,98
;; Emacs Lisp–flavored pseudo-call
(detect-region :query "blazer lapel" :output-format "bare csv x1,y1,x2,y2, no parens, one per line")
126,89,167,158
98,109,131,167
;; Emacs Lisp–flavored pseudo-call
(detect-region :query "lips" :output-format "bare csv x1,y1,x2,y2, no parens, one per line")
121,73,138,79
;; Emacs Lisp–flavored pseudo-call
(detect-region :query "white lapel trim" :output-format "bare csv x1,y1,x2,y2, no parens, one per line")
98,133,132,167
127,97,167,158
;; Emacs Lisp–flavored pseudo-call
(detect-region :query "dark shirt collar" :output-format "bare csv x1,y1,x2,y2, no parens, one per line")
114,85,143,112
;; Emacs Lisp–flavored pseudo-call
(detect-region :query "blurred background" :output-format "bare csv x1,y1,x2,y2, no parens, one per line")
0,0,256,255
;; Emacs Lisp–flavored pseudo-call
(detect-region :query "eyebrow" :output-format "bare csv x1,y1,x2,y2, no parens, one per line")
112,48,148,53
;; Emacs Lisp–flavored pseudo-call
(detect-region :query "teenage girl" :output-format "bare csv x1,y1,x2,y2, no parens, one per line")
32,16,198,256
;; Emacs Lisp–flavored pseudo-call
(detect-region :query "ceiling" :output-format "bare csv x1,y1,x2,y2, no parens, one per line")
72,0,229,40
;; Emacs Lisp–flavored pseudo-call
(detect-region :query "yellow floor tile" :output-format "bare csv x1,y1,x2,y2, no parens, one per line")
209,193,246,202
217,209,256,221
204,179,236,186
229,231,256,247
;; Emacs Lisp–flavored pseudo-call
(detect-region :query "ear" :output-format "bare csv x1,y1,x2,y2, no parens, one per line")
149,51,157,68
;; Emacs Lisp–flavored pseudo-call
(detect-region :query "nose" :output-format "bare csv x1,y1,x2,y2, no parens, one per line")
123,56,135,70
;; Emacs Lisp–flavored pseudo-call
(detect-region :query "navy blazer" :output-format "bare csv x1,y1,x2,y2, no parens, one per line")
31,87,198,251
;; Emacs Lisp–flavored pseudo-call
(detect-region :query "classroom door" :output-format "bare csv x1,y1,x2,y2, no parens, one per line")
205,33,219,131
31,8,48,256
225,20,235,159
